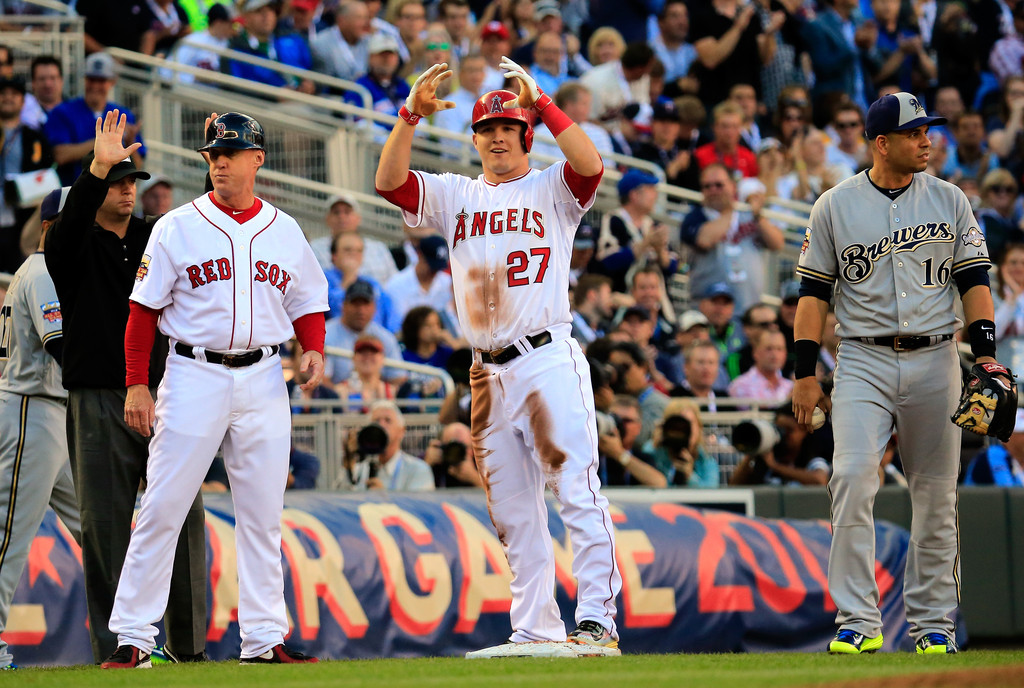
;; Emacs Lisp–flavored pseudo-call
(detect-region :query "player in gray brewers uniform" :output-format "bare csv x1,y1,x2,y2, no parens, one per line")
792,93,1001,655
0,188,81,669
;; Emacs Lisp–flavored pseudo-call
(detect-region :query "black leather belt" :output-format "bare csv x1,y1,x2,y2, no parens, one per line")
853,334,953,351
476,331,552,365
174,342,279,368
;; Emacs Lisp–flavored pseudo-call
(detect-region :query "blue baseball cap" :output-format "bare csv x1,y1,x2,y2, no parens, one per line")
419,234,449,272
701,281,734,301
40,186,70,221
865,92,946,140
617,168,659,198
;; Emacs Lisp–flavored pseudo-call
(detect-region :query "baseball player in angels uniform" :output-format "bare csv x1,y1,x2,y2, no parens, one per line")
0,188,81,670
376,59,621,657
102,112,328,668
792,92,1004,655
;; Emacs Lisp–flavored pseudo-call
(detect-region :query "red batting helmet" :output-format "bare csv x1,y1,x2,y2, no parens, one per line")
471,90,535,153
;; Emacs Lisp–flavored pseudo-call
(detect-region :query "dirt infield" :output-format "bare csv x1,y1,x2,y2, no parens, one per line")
818,664,1024,688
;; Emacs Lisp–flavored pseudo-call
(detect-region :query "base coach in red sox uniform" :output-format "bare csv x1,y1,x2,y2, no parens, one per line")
376,58,621,658
102,111,328,668
43,111,208,665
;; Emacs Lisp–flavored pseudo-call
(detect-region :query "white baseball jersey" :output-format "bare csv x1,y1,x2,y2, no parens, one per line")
132,194,328,350
400,162,593,350
0,254,66,399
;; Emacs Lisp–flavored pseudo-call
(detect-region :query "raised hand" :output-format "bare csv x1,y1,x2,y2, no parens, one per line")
499,56,542,109
406,63,455,116
93,109,142,170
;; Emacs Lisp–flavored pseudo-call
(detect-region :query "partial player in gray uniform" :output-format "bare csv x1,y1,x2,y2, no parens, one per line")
0,188,81,670
792,93,1001,655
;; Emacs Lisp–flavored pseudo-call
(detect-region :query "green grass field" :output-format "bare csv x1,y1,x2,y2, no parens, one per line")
10,651,1024,688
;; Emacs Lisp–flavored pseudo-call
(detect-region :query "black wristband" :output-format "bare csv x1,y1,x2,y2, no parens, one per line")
968,319,997,359
794,339,820,379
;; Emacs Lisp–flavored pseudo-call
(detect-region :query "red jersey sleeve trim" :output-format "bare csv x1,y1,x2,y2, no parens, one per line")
376,171,420,215
125,301,161,387
562,163,603,207
293,311,326,357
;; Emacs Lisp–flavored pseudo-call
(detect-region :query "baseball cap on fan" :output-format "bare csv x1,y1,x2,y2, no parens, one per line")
84,52,116,80
865,92,946,140
678,309,709,332
534,0,561,21
81,151,151,183
368,32,400,55
419,234,450,272
481,21,510,41
344,278,376,303
327,192,360,214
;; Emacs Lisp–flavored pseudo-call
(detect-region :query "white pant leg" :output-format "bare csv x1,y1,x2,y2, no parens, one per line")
505,339,621,637
470,362,564,642
109,356,230,653
221,359,291,659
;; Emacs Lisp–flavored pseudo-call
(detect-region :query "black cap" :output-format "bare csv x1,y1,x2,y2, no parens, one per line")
81,151,152,182
344,278,376,303
419,235,450,272
622,306,650,321
0,77,25,94
652,100,680,122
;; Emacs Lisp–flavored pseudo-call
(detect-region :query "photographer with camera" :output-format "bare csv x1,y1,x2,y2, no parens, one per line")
423,422,484,488
596,396,668,487
729,403,832,486
342,400,435,491
644,399,720,488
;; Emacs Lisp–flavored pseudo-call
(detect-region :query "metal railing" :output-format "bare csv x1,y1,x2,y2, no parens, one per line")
102,48,813,300
0,15,85,100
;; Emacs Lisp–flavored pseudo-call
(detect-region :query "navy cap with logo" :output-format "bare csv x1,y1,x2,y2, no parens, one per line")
865,92,946,140
419,234,449,272
344,279,376,303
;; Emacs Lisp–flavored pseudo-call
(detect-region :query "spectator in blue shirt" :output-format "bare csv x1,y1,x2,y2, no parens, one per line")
324,231,400,329
45,52,145,186
343,32,410,131
223,0,316,96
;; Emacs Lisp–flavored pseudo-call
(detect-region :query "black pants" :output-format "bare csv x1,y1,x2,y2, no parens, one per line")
66,388,207,663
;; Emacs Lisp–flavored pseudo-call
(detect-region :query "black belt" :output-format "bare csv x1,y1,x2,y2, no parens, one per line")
853,334,953,351
476,331,552,365
174,342,278,368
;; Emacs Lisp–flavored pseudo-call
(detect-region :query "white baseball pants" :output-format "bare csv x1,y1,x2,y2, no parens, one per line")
109,352,291,659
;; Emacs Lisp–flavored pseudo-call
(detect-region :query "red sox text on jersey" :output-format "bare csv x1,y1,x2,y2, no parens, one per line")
182,257,292,293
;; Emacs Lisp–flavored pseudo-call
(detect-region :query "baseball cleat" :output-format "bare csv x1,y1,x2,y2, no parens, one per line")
828,629,883,654
239,643,319,664
916,633,958,654
567,620,620,653
152,645,209,664
466,641,580,658
101,645,153,669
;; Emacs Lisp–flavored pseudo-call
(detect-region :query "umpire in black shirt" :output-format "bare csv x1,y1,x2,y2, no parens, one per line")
43,112,207,664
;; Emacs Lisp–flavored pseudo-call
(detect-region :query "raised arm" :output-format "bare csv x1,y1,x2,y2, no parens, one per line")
376,63,454,191
499,57,602,177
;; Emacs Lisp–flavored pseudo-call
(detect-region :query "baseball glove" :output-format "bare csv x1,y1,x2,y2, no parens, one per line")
951,362,1018,442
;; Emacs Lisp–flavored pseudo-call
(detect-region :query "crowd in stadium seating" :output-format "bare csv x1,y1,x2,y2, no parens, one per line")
4,0,1024,489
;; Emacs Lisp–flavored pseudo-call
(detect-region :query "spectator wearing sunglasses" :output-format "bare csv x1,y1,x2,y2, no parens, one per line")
826,102,870,172
978,168,1024,264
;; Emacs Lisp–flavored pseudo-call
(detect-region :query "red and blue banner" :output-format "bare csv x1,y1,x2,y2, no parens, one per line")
6,493,923,665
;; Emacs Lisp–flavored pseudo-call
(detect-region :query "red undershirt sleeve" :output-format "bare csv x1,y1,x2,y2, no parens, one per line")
375,172,420,214
562,164,603,208
125,301,161,387
293,311,326,356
